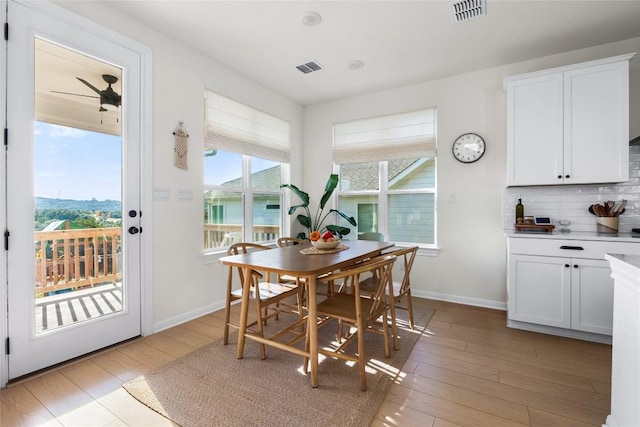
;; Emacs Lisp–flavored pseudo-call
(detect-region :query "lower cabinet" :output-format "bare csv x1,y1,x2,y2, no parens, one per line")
506,236,638,340
508,254,613,334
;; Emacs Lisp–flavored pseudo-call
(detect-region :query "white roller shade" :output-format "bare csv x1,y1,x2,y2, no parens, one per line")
333,109,436,164
205,90,291,163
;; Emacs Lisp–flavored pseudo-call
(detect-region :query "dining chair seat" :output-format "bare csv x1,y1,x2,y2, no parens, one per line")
224,242,304,359
304,254,396,391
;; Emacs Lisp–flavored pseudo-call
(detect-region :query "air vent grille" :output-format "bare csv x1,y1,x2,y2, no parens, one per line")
450,0,485,23
296,61,323,74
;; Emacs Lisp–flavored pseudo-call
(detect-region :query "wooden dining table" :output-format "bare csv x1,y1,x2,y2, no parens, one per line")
219,239,394,387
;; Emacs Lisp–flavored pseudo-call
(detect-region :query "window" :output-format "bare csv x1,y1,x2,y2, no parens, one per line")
204,90,290,251
333,109,437,246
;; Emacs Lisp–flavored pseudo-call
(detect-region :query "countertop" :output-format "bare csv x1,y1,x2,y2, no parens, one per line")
504,230,640,243
605,253,640,272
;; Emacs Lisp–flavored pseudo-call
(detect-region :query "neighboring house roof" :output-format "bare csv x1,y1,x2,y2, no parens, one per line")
220,158,424,191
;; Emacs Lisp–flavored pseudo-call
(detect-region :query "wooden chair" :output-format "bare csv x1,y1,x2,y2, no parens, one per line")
359,246,418,349
304,254,396,391
276,236,306,247
224,242,304,359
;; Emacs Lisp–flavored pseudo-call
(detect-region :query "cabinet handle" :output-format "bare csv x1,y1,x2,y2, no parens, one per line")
557,175,562,179
565,175,570,179
565,264,570,268
560,245,584,250
574,264,579,268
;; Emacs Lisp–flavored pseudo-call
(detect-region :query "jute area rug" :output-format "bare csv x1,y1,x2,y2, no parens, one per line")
123,305,434,427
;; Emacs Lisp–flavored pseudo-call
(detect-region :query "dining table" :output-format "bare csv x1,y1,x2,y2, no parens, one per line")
219,239,394,387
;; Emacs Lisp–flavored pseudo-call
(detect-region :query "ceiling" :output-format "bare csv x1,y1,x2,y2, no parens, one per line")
100,0,640,106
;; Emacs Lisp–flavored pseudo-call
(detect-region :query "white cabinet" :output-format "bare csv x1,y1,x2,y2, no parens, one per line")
505,53,634,186
506,236,639,340
508,254,571,328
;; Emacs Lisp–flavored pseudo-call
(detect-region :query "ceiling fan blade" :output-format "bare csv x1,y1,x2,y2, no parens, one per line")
51,90,99,99
76,77,103,95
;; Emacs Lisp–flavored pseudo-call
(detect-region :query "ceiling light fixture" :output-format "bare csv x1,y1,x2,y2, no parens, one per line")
301,11,322,26
349,60,364,70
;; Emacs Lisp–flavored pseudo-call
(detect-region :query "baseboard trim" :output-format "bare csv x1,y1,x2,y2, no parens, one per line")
507,319,612,344
412,290,507,311
152,299,226,333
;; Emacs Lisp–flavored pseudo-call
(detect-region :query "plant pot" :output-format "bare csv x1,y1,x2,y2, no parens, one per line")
596,217,619,233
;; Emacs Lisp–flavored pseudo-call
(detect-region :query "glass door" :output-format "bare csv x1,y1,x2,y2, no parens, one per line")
6,1,142,379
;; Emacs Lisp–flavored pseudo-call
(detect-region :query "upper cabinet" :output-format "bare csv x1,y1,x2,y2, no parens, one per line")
505,53,635,186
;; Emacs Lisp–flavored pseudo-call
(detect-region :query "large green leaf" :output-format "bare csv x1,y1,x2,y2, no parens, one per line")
280,184,309,207
296,214,311,229
330,209,357,226
319,174,339,209
326,224,352,237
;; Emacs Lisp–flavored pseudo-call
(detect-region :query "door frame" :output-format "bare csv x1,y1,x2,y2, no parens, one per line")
0,0,153,387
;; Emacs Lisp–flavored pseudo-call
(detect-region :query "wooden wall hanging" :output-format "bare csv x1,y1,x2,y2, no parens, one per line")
173,122,189,170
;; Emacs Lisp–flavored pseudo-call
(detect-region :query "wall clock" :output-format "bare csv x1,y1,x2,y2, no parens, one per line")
452,133,486,163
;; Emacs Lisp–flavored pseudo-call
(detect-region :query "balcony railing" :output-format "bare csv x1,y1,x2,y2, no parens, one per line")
204,224,280,249
34,227,121,297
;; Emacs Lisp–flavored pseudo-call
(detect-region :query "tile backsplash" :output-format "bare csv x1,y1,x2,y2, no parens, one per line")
504,145,640,233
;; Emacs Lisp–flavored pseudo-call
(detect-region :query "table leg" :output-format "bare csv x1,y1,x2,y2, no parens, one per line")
307,274,318,387
236,266,252,359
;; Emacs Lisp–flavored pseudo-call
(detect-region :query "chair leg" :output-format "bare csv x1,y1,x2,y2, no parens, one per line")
405,290,415,329
382,311,391,358
356,318,367,391
255,301,267,360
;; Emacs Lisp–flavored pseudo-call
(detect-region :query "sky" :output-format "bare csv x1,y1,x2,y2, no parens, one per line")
34,122,122,201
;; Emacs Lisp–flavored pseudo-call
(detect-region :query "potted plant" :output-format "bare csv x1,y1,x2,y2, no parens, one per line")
281,174,357,240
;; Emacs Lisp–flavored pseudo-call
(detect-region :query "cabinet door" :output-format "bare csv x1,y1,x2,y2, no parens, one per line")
508,254,571,328
571,258,614,335
506,73,563,186
564,61,629,184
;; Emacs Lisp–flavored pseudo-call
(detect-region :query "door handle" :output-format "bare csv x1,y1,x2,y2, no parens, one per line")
128,226,139,235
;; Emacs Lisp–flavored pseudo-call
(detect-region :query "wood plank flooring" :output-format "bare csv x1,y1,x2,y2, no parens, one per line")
0,298,612,426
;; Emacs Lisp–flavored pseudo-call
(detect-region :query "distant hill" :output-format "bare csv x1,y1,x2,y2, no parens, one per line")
35,197,121,213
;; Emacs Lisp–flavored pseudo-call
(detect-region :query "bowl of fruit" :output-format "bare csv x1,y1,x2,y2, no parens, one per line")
310,231,341,250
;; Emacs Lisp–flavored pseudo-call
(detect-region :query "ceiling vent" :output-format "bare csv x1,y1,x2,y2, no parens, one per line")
450,0,486,23
296,61,323,74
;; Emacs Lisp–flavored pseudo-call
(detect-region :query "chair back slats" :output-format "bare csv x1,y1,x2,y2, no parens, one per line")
276,237,307,247
392,246,418,295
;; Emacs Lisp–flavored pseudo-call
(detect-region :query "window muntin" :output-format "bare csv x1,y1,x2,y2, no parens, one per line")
337,158,436,246
204,150,283,250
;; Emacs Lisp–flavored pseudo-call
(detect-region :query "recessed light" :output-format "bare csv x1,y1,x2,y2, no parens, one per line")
349,60,364,70
301,11,322,26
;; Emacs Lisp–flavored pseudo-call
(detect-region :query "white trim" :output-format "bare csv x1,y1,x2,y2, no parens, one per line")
153,299,227,334
1,0,8,389
0,0,153,386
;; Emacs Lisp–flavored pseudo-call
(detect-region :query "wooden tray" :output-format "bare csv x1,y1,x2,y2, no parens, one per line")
515,224,555,233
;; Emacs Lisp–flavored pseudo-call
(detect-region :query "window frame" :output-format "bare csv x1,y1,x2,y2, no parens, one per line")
203,152,287,255
335,158,437,250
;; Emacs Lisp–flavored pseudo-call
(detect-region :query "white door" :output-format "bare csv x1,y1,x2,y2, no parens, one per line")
571,258,615,335
5,1,143,379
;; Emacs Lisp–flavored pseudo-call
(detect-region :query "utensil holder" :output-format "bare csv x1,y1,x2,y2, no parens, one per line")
596,217,619,233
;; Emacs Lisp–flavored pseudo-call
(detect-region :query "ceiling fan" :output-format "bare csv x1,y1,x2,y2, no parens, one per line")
52,74,121,111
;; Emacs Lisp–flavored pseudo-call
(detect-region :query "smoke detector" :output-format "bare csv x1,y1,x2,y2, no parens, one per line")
296,61,323,74
450,0,486,23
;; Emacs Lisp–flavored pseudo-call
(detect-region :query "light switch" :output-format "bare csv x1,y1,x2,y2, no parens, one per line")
153,187,170,201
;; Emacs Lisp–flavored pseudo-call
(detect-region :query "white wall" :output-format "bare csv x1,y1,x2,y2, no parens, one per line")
55,1,640,320
304,37,640,309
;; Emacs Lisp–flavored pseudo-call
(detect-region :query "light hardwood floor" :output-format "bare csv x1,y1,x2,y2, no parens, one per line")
1,298,611,426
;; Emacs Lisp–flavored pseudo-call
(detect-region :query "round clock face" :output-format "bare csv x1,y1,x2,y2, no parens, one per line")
452,133,486,163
